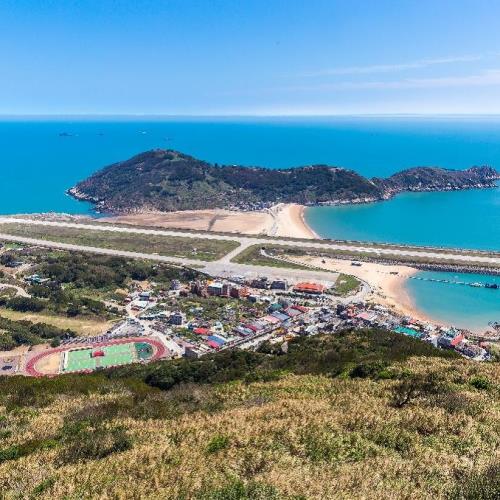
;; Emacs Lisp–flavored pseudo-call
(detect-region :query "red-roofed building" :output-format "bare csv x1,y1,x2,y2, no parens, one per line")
293,282,325,294
207,340,220,349
194,327,210,335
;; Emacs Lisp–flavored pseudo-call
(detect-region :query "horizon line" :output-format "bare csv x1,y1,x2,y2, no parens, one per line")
3,112,500,119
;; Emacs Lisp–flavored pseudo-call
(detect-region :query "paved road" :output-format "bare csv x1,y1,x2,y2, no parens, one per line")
0,232,339,285
1,217,499,266
0,283,30,297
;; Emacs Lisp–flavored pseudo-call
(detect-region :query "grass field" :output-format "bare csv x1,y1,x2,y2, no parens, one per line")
233,243,500,272
231,245,311,269
334,273,362,296
0,223,239,261
64,343,142,372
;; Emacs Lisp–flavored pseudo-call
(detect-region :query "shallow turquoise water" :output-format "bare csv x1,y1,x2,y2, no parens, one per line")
406,271,500,331
305,186,500,251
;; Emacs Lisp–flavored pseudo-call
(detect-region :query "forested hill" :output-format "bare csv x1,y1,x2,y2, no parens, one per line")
69,149,499,213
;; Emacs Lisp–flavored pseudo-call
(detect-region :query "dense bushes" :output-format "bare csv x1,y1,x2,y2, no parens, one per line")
1,327,459,394
74,149,384,211
38,253,202,289
0,317,75,350
58,421,132,464
0,296,45,312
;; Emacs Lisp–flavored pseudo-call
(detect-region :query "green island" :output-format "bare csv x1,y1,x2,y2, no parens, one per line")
68,149,500,213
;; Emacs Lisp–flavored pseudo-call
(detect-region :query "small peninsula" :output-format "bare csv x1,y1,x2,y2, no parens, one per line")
69,149,500,213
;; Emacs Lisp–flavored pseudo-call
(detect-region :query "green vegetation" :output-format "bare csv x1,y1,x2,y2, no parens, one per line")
71,149,498,212
0,223,239,261
333,273,361,296
35,252,203,290
0,316,75,350
0,251,206,347
233,243,500,272
72,149,382,211
231,244,311,269
0,329,497,498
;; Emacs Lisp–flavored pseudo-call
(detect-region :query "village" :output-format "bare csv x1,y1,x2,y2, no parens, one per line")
0,236,494,377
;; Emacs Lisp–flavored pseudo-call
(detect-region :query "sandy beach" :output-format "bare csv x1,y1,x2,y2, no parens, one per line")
102,203,318,239
290,255,438,323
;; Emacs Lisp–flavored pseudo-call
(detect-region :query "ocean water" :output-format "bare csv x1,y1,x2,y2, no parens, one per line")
305,187,500,251
0,117,499,328
406,271,500,331
2,116,500,216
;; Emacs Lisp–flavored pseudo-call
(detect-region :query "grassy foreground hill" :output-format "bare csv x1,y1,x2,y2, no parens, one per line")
0,329,498,499
69,149,499,212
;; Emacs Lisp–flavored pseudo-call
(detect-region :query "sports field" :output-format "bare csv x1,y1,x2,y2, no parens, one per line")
26,337,166,377
64,342,138,372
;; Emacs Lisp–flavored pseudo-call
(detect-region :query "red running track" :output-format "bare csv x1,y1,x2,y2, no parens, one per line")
25,337,167,377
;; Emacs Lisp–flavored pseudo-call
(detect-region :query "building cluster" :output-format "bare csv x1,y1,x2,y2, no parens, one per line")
120,273,492,363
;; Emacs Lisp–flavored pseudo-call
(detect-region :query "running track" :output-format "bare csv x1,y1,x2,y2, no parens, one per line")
25,337,167,377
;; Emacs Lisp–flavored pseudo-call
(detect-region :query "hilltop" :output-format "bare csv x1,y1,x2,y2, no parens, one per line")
0,330,498,498
69,150,499,213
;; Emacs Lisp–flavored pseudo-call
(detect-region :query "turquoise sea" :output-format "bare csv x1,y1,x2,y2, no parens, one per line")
0,117,498,329
406,271,500,331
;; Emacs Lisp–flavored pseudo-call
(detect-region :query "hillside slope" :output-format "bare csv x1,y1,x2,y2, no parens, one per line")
0,329,498,499
69,150,499,212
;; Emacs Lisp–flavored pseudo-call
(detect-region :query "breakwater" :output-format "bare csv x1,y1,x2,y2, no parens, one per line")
409,275,499,289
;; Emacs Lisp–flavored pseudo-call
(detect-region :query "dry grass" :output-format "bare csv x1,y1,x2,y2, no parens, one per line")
0,223,240,261
0,356,498,499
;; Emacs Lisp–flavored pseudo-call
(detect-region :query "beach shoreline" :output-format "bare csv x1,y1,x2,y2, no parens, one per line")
99,203,319,240
290,254,443,325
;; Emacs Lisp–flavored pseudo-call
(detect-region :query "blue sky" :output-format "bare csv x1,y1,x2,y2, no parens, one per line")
2,0,500,115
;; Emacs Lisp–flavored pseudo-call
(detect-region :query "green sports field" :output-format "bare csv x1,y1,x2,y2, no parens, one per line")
63,342,143,372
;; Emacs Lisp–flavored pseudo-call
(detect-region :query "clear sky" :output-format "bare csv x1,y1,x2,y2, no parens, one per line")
2,0,500,115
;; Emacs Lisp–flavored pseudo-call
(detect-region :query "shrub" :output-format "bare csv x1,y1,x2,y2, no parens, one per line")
349,360,389,379
7,297,45,313
470,376,492,391
392,372,447,408
58,422,132,464
206,434,230,454
197,479,280,500
300,426,376,464
0,439,58,464
448,462,500,499
31,477,56,496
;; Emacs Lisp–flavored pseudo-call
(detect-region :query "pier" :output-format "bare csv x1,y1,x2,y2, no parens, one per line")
409,276,499,289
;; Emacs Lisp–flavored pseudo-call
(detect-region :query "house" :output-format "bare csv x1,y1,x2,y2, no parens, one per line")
262,315,281,325
271,279,288,290
193,327,210,335
356,311,378,323
170,279,181,290
251,277,269,289
293,282,325,294
24,274,50,285
170,311,186,326
437,329,464,348
207,282,224,296
230,286,249,299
